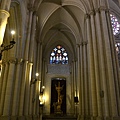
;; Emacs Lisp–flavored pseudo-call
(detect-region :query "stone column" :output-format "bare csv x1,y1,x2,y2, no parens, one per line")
100,7,118,116
24,62,33,116
38,43,42,85
0,0,11,10
0,10,10,45
18,61,28,117
106,9,120,116
18,6,34,118
77,44,82,116
79,42,84,117
0,62,5,100
86,13,97,117
28,11,37,63
95,9,109,117
0,62,9,115
24,10,33,61
11,59,23,116
3,59,16,116
71,61,75,113
83,41,89,116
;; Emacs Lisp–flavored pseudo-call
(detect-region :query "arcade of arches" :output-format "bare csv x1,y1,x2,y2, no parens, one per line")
0,0,120,120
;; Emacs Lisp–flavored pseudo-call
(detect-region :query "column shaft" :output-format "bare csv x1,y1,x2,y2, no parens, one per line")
24,11,33,60
100,9,118,116
77,45,82,116
18,61,28,116
106,10,120,115
0,10,10,45
12,61,22,116
24,63,33,116
0,63,9,115
80,44,84,116
83,42,89,116
28,12,37,62
90,12,99,116
3,61,15,115
86,14,97,116
95,10,109,116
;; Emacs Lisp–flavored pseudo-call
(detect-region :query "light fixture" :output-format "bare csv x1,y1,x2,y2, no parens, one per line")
39,92,45,107
35,73,39,77
0,30,16,60
74,96,79,104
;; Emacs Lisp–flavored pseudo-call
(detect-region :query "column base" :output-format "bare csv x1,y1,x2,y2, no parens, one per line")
0,116,10,120
78,116,120,120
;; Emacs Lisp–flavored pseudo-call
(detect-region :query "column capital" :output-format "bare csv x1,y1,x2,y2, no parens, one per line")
85,14,90,20
76,44,80,47
99,6,109,12
95,8,100,13
89,10,95,16
83,41,88,45
27,3,35,12
0,9,10,17
9,58,17,64
17,58,24,64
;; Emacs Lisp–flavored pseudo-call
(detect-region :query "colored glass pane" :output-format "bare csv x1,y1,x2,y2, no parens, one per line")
110,14,120,35
50,45,68,64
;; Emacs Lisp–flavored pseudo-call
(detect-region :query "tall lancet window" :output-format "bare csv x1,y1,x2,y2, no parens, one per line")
110,14,120,35
50,45,68,64
110,13,120,66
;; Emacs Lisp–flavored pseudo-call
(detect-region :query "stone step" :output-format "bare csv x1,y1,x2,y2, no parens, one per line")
42,115,77,120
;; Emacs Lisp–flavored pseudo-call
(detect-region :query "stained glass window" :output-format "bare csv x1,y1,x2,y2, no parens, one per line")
110,14,120,35
50,45,68,64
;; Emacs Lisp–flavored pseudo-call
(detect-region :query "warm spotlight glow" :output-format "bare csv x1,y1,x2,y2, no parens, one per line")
42,86,45,89
11,30,15,35
35,73,39,76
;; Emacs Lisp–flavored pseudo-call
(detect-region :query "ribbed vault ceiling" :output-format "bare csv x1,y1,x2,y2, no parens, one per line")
33,0,120,60
36,0,86,59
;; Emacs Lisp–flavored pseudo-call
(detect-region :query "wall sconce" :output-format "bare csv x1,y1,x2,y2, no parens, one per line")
74,96,79,104
30,78,37,86
39,92,45,107
0,30,16,60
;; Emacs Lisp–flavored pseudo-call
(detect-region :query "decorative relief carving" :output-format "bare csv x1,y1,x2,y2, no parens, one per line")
48,64,70,74
80,41,88,46
85,14,90,20
9,58,17,64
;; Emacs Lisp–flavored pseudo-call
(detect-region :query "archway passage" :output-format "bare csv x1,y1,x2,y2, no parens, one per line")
50,78,66,114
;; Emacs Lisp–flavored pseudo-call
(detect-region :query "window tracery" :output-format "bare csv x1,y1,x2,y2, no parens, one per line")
110,14,120,35
50,45,68,64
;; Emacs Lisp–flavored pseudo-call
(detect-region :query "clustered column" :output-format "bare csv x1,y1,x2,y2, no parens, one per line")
83,5,120,119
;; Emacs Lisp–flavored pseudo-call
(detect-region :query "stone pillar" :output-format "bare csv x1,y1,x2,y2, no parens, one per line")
18,61,28,117
86,13,97,117
106,9,120,116
3,59,16,116
24,62,33,116
28,11,37,63
79,42,84,117
18,6,34,117
0,10,10,45
11,59,23,116
95,9,109,117
0,0,11,10
100,7,118,117
0,62,5,100
83,41,89,116
71,61,75,113
77,44,82,116
24,10,33,60
0,62,9,115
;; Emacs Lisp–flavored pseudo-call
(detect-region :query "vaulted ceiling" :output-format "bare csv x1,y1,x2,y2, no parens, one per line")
27,0,120,60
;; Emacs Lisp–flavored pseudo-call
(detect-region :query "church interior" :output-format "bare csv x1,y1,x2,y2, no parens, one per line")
0,0,120,120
